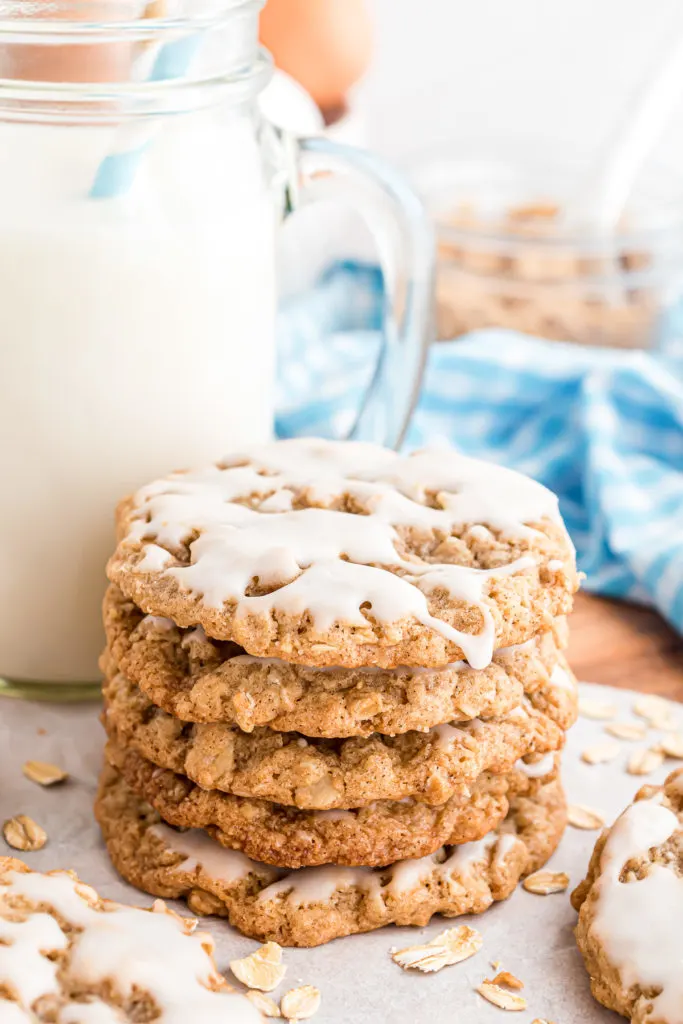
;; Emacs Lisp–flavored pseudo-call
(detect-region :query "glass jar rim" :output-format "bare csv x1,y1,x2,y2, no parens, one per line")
0,46,273,120
412,151,683,252
0,0,262,38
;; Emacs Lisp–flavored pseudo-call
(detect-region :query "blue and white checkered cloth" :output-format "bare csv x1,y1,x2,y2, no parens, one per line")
276,263,683,634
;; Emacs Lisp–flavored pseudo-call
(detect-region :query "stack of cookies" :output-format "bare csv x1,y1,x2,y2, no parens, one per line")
96,438,580,947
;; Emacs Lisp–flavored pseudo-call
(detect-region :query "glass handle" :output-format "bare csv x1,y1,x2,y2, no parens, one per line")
287,134,435,450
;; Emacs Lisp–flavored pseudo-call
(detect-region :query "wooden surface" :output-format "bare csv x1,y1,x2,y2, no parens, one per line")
568,592,683,701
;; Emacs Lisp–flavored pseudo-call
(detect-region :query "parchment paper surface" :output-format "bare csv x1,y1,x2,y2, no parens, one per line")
1,681,677,1023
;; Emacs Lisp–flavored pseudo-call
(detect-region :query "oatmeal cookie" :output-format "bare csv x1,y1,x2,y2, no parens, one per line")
102,671,565,808
0,856,260,1021
103,737,558,868
97,764,566,947
103,585,575,736
107,439,577,669
573,768,683,1024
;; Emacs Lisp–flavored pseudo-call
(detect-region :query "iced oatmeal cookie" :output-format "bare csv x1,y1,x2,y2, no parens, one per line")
103,737,559,868
96,763,566,947
573,768,683,1024
102,671,565,808
106,439,577,669
103,585,575,736
0,857,260,1022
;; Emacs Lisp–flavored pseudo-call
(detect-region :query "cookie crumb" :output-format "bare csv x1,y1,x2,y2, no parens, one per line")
22,760,68,787
476,981,527,1011
280,985,320,1021
230,942,286,992
3,815,47,851
489,971,524,990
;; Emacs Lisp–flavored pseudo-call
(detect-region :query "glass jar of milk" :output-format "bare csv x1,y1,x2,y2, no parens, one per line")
0,1,433,697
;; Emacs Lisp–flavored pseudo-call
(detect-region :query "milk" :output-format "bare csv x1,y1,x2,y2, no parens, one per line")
0,108,278,683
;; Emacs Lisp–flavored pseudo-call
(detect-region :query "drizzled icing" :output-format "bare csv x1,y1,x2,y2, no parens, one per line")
591,797,683,1024
123,439,568,670
58,1002,124,1023
150,824,279,885
154,810,521,909
252,829,521,906
549,664,576,692
0,867,259,1023
0,1001,33,1024
149,617,540,678
517,753,556,779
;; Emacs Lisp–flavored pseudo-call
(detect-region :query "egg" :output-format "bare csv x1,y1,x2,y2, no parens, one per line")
260,0,373,113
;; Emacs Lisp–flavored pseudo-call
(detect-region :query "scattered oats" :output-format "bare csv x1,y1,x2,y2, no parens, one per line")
531,1019,557,1024
491,960,502,970
523,870,570,895
22,760,68,786
578,697,617,721
391,943,451,973
490,972,524,990
280,985,320,1021
656,733,683,759
627,748,664,776
634,695,673,723
36,728,47,737
645,711,679,731
3,815,47,851
568,804,605,830
230,942,287,992
476,981,527,1011
246,991,281,1018
392,925,482,973
605,721,647,741
581,740,621,765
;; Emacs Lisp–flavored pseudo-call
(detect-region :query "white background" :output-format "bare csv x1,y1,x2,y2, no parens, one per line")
357,0,683,169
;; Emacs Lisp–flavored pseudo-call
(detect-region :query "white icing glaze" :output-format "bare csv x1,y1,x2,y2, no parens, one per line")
517,753,556,779
58,1001,124,1023
591,798,683,1024
137,544,174,572
314,809,355,822
444,835,494,872
385,850,444,895
256,827,507,907
141,615,176,634
431,722,469,751
550,664,576,692
0,912,67,1005
183,632,541,678
0,869,260,1023
492,833,522,864
150,824,277,885
257,865,379,907
125,439,568,670
0,1000,33,1024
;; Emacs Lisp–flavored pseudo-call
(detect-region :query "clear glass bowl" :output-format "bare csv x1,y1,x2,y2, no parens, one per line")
413,154,683,348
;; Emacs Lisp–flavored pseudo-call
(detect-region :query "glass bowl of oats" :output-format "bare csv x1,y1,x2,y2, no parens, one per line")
414,154,683,348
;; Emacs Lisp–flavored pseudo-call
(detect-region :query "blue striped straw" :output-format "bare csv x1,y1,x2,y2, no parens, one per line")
90,16,199,199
